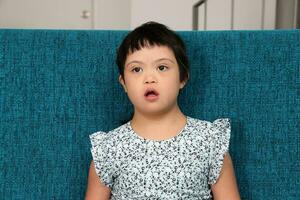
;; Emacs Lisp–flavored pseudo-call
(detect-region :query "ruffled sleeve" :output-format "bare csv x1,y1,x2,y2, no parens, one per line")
89,131,115,188
208,118,231,185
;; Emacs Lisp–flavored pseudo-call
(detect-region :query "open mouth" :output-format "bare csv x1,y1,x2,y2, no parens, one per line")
144,89,159,100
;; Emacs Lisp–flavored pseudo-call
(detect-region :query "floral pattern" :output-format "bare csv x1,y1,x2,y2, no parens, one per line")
90,116,231,199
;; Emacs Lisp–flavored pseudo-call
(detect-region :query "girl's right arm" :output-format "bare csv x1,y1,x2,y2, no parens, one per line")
85,160,111,200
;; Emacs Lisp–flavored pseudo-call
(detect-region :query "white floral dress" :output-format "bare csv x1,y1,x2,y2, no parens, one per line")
90,116,231,199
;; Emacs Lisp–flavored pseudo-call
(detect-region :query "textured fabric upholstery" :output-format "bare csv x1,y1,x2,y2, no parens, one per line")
0,29,299,199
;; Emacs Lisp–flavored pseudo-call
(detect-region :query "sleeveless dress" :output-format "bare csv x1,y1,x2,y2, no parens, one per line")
89,116,231,199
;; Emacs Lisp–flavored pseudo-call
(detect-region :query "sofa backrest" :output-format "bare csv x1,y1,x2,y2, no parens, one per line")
0,29,299,199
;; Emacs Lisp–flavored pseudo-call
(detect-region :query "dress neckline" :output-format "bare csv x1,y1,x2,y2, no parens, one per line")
127,116,191,143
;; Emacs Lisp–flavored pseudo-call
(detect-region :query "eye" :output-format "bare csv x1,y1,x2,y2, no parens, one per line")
131,67,142,73
157,65,168,71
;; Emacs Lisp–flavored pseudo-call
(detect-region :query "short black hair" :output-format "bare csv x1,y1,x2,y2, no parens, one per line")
116,21,189,83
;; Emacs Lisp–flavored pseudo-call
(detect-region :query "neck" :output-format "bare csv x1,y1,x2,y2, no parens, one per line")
130,104,186,131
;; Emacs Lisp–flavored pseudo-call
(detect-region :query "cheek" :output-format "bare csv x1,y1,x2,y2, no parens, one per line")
124,79,141,97
163,73,181,87
161,80,181,96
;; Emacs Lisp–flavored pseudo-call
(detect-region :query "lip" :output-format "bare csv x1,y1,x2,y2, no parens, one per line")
144,88,160,101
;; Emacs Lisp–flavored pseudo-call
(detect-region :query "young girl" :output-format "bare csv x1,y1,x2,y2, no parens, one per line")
85,22,240,200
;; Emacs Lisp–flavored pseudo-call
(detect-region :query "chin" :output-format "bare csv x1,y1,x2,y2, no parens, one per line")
138,105,175,115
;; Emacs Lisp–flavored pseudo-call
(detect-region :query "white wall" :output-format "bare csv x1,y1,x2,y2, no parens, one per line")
0,0,277,30
0,0,93,29
234,0,276,30
205,0,232,30
94,0,131,30
0,0,131,29
130,0,276,30
130,0,197,30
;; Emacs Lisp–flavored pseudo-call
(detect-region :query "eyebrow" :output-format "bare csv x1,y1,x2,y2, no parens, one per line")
155,58,175,64
126,58,175,68
126,61,143,68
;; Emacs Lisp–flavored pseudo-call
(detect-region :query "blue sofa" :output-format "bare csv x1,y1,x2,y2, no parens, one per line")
0,29,299,199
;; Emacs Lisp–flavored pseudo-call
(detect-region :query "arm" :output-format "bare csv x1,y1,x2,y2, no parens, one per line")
85,160,111,200
211,153,241,200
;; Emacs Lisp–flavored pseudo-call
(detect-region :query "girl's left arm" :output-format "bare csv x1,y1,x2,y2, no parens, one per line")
211,153,241,200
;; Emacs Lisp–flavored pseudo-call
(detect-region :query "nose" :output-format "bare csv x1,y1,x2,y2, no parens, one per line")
144,72,157,84
145,79,156,84
144,77,157,84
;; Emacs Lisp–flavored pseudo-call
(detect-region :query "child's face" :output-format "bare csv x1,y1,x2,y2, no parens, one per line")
119,45,186,115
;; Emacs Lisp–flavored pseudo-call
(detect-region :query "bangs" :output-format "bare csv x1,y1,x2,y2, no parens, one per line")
127,34,167,54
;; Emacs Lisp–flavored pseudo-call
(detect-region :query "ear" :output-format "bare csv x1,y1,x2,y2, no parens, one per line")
180,74,189,89
119,75,127,93
180,81,186,89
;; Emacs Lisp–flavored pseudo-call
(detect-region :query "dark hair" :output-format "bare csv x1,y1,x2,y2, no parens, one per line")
116,21,189,83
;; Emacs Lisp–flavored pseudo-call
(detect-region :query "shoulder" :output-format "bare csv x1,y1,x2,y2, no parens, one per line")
187,116,231,140
188,116,230,129
209,118,231,131
89,122,131,147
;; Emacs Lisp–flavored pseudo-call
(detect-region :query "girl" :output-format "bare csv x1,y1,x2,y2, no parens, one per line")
85,22,240,200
